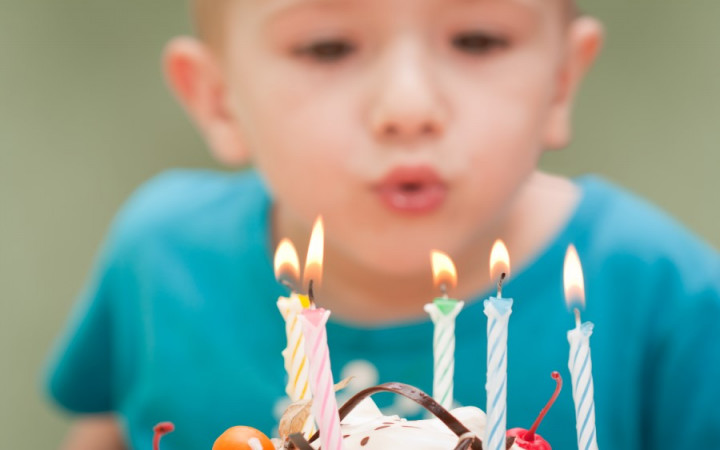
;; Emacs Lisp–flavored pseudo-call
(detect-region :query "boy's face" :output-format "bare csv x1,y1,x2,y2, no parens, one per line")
193,0,598,274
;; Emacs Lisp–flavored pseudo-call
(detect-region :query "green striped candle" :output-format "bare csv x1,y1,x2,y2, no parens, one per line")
425,297,464,410
426,250,464,410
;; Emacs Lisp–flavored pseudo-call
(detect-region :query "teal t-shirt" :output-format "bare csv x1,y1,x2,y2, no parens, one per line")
45,170,720,449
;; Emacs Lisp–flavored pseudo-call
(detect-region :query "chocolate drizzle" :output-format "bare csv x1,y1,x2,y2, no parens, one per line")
287,382,484,450
288,433,315,450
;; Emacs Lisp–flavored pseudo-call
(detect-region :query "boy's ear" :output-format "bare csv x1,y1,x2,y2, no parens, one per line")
162,37,249,166
544,17,604,150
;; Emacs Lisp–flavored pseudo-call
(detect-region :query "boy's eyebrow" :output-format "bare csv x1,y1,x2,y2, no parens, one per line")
459,0,546,14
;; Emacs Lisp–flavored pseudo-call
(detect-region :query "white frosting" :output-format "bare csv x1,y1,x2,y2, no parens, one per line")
307,398,487,449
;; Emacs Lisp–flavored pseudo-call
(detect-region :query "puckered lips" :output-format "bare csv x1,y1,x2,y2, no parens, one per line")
373,166,448,214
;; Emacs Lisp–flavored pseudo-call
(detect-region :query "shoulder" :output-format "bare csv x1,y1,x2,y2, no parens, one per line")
574,176,720,309
103,169,270,262
577,176,718,270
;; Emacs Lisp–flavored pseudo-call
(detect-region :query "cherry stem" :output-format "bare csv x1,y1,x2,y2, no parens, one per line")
153,422,175,450
525,372,562,441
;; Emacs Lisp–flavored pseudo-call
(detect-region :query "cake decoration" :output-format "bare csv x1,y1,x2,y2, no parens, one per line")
212,425,275,450
153,422,174,450
287,382,486,450
506,372,563,450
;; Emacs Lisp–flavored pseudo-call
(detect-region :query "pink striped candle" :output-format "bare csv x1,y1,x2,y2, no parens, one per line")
300,308,343,450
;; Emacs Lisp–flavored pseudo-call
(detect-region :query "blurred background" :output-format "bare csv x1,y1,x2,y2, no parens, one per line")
1,0,719,448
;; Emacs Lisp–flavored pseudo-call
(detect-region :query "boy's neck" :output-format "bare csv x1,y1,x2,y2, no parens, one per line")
272,171,579,325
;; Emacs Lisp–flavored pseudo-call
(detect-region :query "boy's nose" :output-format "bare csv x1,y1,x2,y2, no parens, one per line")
368,49,447,144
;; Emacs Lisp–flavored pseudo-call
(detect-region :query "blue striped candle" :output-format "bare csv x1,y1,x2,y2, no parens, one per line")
564,244,598,450
484,295,513,450
568,319,599,450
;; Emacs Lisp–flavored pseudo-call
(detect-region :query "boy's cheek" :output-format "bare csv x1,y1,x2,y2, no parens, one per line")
251,127,353,199
256,112,363,175
253,122,353,175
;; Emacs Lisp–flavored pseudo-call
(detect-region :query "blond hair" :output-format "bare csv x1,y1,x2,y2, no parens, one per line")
191,0,227,49
190,0,580,48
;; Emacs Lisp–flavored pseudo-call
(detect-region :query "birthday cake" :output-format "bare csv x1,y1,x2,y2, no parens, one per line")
279,380,557,450
149,231,592,450
151,375,559,450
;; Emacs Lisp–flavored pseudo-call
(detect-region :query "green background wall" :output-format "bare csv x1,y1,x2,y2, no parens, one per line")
1,1,718,448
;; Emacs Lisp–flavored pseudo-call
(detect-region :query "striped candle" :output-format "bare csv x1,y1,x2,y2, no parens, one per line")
278,293,315,438
564,245,598,450
484,295,513,450
277,293,312,402
424,298,464,410
568,321,599,450
300,308,343,450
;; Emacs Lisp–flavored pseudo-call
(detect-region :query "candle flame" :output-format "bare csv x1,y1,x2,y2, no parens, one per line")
489,239,511,284
563,244,585,310
430,250,457,291
302,216,324,291
274,238,301,289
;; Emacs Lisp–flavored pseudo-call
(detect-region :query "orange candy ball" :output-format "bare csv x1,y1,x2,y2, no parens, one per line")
212,426,275,450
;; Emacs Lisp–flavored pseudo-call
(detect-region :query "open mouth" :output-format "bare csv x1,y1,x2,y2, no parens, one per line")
374,166,448,214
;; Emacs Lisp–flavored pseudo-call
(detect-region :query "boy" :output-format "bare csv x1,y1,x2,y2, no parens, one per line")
46,0,720,449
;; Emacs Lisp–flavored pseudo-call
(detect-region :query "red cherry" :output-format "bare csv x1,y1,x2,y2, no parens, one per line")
507,428,551,450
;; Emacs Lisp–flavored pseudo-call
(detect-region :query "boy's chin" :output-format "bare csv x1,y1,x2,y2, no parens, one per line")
339,244,448,278
371,257,433,277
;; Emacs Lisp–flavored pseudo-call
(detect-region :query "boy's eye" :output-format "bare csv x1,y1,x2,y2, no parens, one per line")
452,32,509,54
295,39,356,62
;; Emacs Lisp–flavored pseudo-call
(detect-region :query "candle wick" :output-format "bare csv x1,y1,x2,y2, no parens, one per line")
574,308,581,328
497,272,506,298
440,283,448,299
308,279,315,304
